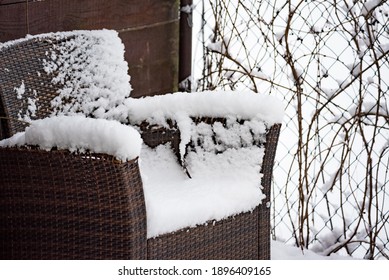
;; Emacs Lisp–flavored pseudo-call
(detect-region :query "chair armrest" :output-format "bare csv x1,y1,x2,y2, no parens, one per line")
0,147,147,259
261,123,282,204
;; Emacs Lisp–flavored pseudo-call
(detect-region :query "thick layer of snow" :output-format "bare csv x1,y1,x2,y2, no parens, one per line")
0,116,142,161
127,91,283,162
43,30,132,122
127,91,284,126
140,143,265,238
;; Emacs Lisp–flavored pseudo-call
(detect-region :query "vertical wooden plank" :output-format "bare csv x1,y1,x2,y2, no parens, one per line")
120,20,179,98
0,2,28,41
179,0,193,91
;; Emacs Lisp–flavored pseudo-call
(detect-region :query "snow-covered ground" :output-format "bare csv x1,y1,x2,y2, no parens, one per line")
191,0,389,260
271,240,356,260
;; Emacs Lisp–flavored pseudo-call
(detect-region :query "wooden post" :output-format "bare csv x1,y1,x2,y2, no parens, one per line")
179,0,192,92
0,0,180,98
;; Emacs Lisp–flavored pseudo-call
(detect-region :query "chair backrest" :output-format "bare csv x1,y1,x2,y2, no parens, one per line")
0,36,64,138
0,30,132,139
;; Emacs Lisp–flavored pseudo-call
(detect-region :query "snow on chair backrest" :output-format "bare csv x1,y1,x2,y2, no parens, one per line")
0,30,132,139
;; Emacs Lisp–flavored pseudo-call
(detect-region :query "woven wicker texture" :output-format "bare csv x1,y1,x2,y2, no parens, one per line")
0,36,72,138
259,123,281,259
0,147,147,260
147,208,261,260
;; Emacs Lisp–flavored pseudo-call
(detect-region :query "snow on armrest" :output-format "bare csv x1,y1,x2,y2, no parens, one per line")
0,116,142,162
127,91,284,125
127,91,284,162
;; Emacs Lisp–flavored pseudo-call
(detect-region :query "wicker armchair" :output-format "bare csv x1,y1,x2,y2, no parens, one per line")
0,31,281,259
0,31,147,259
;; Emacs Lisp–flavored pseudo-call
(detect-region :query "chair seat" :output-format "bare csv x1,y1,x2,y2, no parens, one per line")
140,143,266,238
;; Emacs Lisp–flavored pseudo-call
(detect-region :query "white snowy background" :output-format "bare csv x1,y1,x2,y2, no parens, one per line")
190,0,389,259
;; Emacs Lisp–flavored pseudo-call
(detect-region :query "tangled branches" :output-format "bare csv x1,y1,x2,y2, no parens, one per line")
195,0,389,259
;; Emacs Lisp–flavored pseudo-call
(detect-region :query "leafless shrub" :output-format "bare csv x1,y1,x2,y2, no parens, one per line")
194,0,389,259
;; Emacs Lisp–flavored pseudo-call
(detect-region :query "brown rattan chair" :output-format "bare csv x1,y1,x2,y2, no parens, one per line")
0,31,147,259
0,31,281,259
